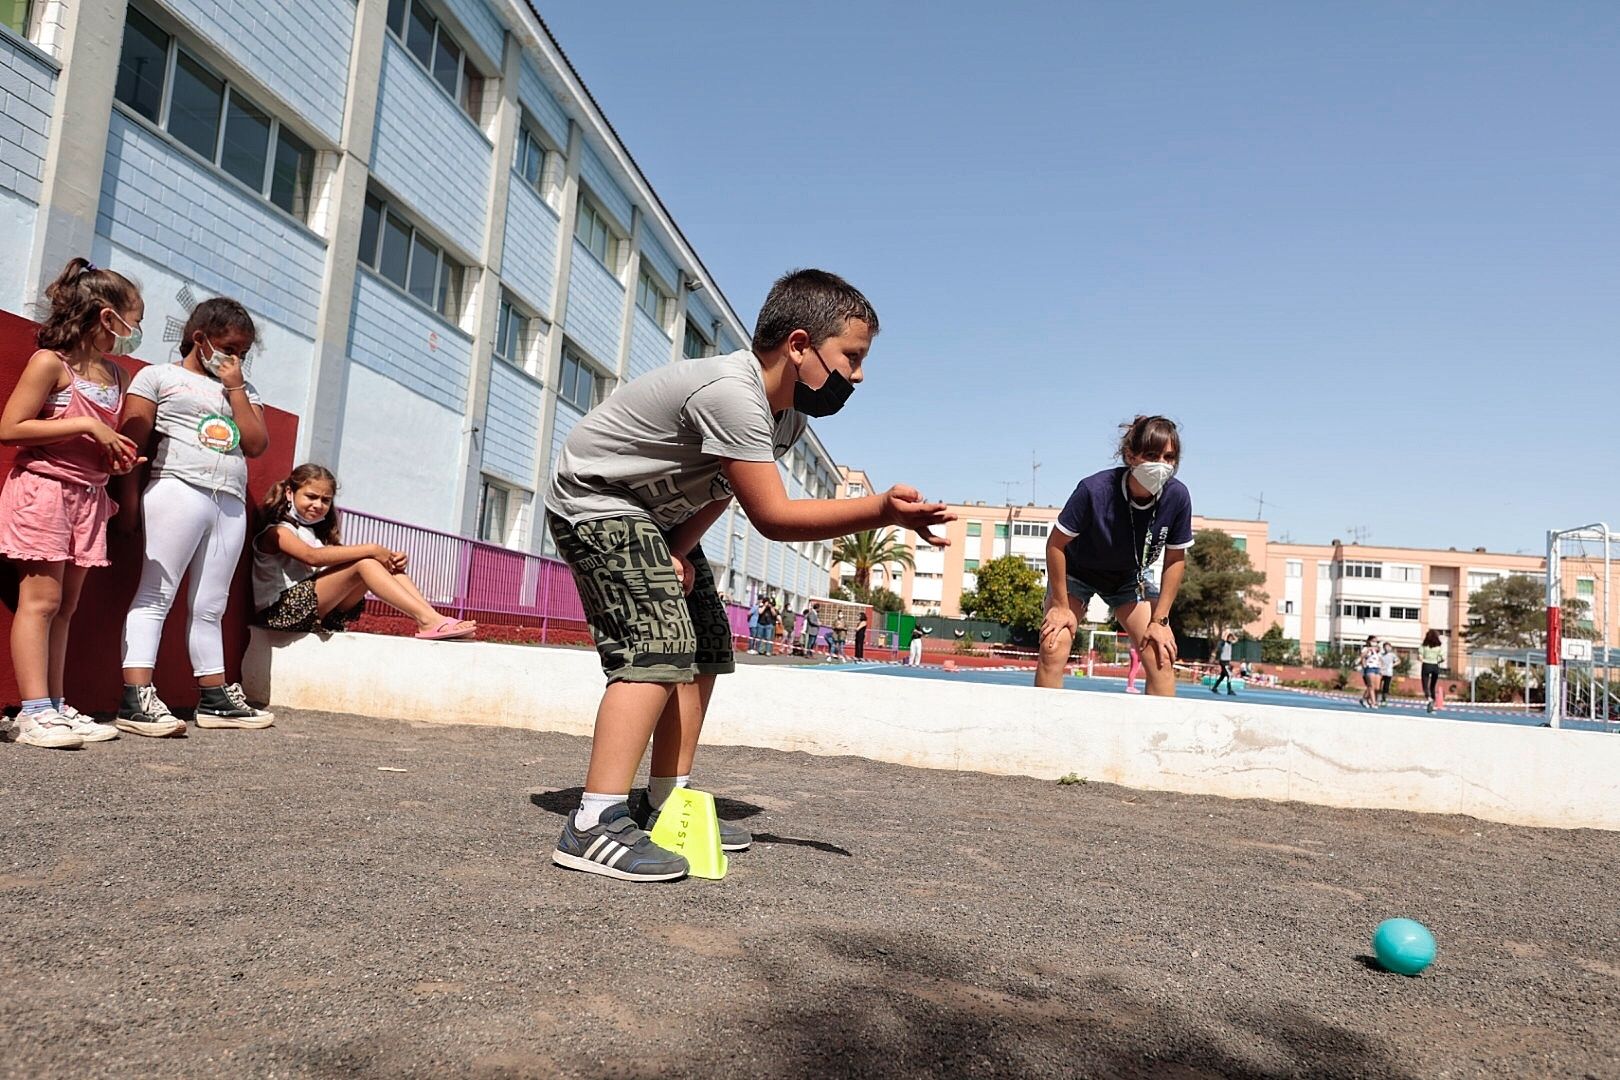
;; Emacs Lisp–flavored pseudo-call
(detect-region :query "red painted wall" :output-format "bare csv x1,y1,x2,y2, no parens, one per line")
0,308,299,712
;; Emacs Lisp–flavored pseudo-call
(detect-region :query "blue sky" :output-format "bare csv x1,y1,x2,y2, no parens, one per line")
542,2,1619,554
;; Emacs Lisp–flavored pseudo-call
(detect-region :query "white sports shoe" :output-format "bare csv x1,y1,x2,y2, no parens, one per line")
59,703,118,743
12,709,84,750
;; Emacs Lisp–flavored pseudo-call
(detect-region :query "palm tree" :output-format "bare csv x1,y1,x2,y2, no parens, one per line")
833,529,915,591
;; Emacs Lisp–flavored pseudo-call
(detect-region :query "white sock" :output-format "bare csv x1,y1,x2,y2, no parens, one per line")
576,791,624,830
648,774,690,809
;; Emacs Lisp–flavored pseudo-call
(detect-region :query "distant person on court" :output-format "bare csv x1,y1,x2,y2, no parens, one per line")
802,601,821,657
746,597,761,653
1419,629,1444,713
757,596,777,655
1379,640,1397,705
830,624,847,661
0,259,144,750
1125,643,1144,694
543,269,952,882
115,298,273,736
1358,636,1381,709
1037,416,1193,697
853,610,868,660
252,463,475,640
908,626,926,666
1211,631,1237,695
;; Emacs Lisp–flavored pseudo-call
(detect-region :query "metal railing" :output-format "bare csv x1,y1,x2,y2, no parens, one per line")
340,508,585,635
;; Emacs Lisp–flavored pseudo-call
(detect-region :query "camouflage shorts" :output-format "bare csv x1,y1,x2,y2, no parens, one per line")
547,512,735,684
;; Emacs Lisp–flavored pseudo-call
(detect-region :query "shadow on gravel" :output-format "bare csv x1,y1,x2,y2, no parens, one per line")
634,929,1416,1080
527,788,765,822
753,833,851,856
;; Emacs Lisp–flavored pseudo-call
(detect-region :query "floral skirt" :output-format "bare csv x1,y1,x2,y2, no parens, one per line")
257,578,364,633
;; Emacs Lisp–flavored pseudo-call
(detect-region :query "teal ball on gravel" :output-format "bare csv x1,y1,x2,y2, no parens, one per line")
1373,918,1436,975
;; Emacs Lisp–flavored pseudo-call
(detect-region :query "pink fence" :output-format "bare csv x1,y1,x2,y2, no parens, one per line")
340,508,585,633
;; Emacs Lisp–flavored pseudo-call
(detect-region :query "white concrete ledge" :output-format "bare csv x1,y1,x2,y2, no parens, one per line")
244,630,1620,832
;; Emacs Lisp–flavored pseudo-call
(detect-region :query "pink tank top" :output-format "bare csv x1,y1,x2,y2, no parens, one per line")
16,359,125,488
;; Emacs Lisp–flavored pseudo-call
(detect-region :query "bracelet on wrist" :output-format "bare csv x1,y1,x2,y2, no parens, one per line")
223,382,246,392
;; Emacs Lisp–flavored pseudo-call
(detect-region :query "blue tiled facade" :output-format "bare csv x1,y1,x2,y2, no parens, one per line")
371,40,491,258
0,0,842,612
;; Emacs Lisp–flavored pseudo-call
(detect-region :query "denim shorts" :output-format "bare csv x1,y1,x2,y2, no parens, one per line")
1066,575,1158,612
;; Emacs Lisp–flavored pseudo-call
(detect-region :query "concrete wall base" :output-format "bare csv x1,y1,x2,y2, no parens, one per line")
244,630,1620,832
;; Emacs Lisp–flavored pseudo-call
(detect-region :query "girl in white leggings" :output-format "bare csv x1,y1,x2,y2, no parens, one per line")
115,298,273,736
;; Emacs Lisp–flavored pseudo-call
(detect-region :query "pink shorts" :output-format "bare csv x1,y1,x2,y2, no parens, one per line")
0,468,115,568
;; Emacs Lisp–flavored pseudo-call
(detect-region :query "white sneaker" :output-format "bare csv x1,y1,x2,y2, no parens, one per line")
59,703,118,743
12,709,84,750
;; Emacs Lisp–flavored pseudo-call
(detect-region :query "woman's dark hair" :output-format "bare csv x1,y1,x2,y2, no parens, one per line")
1117,415,1180,463
36,258,140,352
179,297,257,358
752,269,878,351
1423,629,1442,648
259,463,341,545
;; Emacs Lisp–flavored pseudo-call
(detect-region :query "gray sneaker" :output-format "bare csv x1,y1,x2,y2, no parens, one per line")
552,803,687,882
10,709,83,750
631,788,752,852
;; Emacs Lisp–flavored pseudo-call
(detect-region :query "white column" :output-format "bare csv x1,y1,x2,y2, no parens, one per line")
298,0,389,467
454,29,523,536
524,120,582,553
612,206,641,382
23,0,124,302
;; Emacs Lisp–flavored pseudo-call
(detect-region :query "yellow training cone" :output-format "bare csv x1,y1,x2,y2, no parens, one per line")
649,787,728,880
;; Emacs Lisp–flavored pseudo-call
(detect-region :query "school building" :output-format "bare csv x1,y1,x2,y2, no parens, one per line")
834,470,1616,674
0,0,838,613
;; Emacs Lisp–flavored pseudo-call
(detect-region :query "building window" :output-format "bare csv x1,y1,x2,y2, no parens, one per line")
994,523,1008,539
1466,570,1505,594
636,269,674,330
2,1,32,36
1576,578,1595,596
1342,561,1382,579
1012,522,1048,538
478,480,511,544
964,559,980,571
514,115,559,203
494,292,541,372
558,347,607,412
1341,603,1381,620
358,190,468,321
1286,559,1302,578
386,0,486,122
1317,562,1331,580
1388,564,1422,583
683,322,712,359
1232,536,1247,552
1283,600,1295,614
115,8,318,221
574,194,622,271
1390,606,1420,620
966,522,981,537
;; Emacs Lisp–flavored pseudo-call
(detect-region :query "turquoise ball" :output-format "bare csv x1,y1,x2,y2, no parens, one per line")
1373,918,1436,975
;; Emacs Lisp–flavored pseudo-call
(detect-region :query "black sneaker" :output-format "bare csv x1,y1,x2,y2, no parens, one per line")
114,685,187,738
195,684,274,729
631,789,753,852
553,803,688,882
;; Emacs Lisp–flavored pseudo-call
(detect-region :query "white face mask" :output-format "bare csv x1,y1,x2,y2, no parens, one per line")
1130,460,1175,497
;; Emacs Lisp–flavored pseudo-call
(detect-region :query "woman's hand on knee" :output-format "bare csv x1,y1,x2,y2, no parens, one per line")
1040,605,1077,647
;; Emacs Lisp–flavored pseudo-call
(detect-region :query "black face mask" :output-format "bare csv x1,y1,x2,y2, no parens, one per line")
793,345,855,418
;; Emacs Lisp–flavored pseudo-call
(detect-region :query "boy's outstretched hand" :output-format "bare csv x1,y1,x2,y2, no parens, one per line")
883,484,955,548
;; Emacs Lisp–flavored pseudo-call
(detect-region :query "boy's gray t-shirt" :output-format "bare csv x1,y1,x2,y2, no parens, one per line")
127,361,262,502
545,350,806,530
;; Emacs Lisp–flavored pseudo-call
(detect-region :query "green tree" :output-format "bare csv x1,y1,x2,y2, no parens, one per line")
865,585,904,613
1465,574,1591,648
1258,623,1299,664
958,555,1044,632
1173,530,1268,641
832,529,914,591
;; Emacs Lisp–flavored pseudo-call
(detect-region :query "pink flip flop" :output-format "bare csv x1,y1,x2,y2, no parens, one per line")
415,618,476,641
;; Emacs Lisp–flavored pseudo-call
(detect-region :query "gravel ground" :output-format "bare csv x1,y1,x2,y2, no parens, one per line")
3,708,1618,1079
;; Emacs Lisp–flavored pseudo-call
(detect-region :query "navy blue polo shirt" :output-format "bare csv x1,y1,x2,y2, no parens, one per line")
1052,468,1194,593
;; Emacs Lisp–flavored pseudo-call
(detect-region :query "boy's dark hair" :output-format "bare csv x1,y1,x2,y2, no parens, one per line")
1116,415,1180,463
36,258,140,352
180,297,257,357
752,269,878,351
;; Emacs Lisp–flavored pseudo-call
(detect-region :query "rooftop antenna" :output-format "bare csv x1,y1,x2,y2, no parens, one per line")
1246,491,1283,520
998,480,1019,506
1346,525,1371,544
1031,452,1042,506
